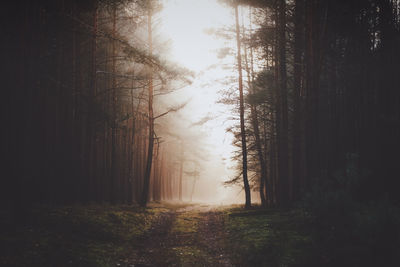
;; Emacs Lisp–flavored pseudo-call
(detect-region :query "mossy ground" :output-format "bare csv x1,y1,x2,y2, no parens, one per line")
224,207,313,266
171,210,201,234
1,203,313,266
170,208,227,266
0,203,169,267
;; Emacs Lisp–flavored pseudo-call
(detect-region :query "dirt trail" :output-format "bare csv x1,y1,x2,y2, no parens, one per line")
131,211,177,266
196,211,232,266
128,204,233,267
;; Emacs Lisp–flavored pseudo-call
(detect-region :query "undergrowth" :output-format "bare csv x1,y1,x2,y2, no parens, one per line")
224,207,312,267
0,203,164,267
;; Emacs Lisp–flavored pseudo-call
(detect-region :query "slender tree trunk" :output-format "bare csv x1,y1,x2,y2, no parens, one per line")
292,0,304,201
178,142,183,201
71,1,78,201
127,78,136,204
140,7,154,207
235,4,251,208
190,174,197,202
109,3,118,203
242,8,268,207
304,0,322,188
160,149,166,200
89,1,98,201
275,0,289,207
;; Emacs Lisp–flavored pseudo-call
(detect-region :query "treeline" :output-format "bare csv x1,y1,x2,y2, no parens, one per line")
227,0,400,207
3,0,188,215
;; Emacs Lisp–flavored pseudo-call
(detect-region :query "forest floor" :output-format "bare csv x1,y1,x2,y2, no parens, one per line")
0,202,311,267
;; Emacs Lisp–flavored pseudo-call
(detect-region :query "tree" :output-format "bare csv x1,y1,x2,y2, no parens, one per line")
234,3,252,208
242,7,268,206
275,0,289,206
140,3,154,207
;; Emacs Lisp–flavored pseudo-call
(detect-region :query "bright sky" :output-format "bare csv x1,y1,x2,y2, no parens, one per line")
160,0,234,72
158,0,244,203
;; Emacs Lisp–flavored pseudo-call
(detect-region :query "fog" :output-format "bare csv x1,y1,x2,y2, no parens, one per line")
152,0,247,204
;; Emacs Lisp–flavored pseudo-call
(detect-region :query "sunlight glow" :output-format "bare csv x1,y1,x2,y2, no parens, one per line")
160,0,233,72
159,0,244,203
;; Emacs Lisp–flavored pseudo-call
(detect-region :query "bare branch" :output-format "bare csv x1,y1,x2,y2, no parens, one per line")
153,101,190,120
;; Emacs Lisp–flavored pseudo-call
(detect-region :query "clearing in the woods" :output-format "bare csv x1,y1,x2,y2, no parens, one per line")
0,203,310,266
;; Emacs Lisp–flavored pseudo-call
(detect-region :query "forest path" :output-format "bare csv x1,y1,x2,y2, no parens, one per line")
129,204,233,267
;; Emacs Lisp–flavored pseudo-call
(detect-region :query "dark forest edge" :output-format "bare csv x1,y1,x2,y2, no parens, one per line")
3,0,193,215
222,0,400,208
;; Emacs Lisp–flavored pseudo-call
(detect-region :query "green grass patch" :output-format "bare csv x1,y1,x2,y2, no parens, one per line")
0,203,166,267
171,211,202,234
224,207,312,267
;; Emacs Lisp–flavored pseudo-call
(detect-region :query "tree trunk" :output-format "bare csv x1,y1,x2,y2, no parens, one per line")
110,3,118,203
140,7,154,207
242,8,268,207
292,0,304,201
178,142,183,201
276,0,289,207
235,4,251,208
89,1,98,202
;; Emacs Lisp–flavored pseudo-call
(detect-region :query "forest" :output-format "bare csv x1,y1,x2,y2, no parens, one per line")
2,0,400,266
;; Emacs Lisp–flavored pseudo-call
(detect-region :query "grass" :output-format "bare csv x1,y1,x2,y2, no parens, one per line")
171,211,201,234
169,209,206,265
1,202,316,267
0,203,164,267
223,207,312,267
